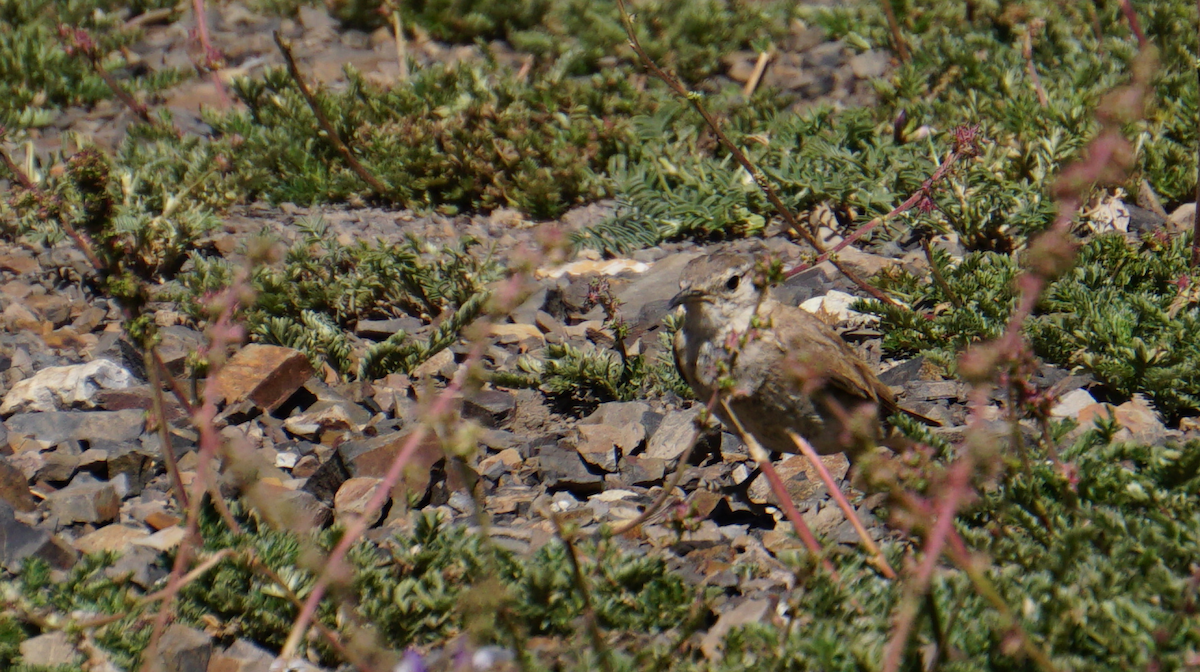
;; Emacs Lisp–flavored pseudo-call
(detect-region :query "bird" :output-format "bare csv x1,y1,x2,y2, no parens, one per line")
670,252,919,459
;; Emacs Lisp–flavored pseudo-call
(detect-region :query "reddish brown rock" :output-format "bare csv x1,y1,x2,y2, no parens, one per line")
333,477,385,527
0,252,39,275
72,524,149,554
0,456,36,512
337,431,445,506
210,344,312,413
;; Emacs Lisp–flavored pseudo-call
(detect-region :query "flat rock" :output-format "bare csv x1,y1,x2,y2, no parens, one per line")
749,453,849,505
355,316,423,339
19,630,82,668
210,344,312,413
337,430,444,505
5,409,145,447
463,389,516,428
646,406,703,461
849,49,889,78
245,481,330,533
208,638,275,672
0,455,35,512
799,290,871,323
334,477,386,527
536,444,603,494
0,500,77,571
0,359,136,415
47,478,120,525
72,524,150,554
700,597,775,659
1051,388,1096,417
158,623,213,672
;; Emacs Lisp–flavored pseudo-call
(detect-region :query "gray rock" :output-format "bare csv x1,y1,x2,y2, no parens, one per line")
700,597,774,659
157,623,213,672
646,406,703,461
355,316,423,339
905,380,965,402
19,630,82,668
536,445,603,494
5,409,145,447
463,389,516,428
208,638,275,672
0,359,136,415
616,455,666,487
849,49,889,78
47,478,120,525
36,448,79,483
0,500,77,571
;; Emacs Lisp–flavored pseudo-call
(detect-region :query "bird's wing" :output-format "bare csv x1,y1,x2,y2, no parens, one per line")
768,304,900,413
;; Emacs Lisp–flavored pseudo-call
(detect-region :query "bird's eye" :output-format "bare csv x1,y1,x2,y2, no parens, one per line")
725,275,741,291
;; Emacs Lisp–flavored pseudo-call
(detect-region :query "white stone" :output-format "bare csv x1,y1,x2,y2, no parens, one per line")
0,359,135,415
1050,388,1097,418
591,489,639,502
799,290,873,323
536,258,649,280
1082,195,1130,233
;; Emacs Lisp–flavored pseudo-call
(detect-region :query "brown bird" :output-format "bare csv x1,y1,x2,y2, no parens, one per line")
670,253,918,458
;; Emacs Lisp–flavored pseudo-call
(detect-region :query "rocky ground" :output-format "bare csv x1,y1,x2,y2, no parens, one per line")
4,3,1196,670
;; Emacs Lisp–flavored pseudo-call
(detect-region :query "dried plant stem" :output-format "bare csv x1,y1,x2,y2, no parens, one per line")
549,512,615,672
607,390,720,537
100,68,158,124
191,0,229,105
390,4,410,81
146,348,189,512
1023,23,1049,107
742,50,771,98
612,0,898,307
1119,0,1147,48
787,431,895,579
1193,0,1200,267
921,235,961,307
879,0,910,63
721,400,836,575
142,290,246,671
787,132,977,280
880,458,971,672
273,31,393,198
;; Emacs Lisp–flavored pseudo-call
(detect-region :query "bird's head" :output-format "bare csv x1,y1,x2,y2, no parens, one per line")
670,254,766,329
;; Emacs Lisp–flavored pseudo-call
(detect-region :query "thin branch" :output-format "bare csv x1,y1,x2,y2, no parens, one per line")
788,431,896,579
742,50,771,98
922,235,962,308
273,31,393,198
606,389,720,537
1023,21,1049,108
880,458,972,672
146,347,189,512
58,26,166,129
1193,0,1200,267
786,125,980,279
1119,0,1147,48
720,400,837,576
612,0,899,307
548,511,614,672
879,0,911,63
389,1,410,81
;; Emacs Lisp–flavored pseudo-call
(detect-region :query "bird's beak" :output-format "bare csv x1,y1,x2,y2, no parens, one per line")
669,288,706,309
